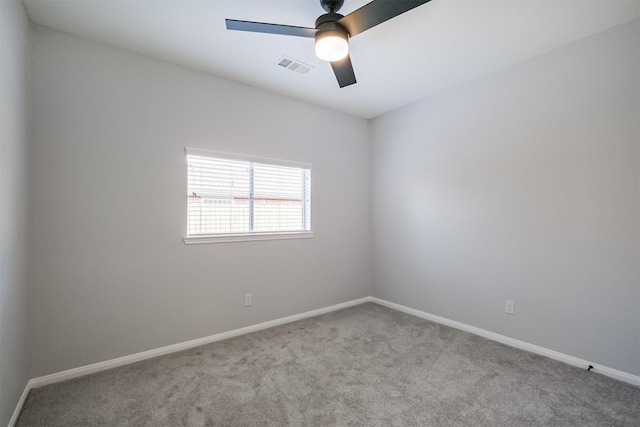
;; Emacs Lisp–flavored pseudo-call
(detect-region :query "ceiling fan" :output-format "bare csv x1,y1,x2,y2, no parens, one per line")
225,0,432,88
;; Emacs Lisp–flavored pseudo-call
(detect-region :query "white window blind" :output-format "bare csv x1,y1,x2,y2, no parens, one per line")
186,149,311,240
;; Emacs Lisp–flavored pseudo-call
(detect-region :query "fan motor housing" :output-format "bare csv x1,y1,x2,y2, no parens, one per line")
315,12,348,36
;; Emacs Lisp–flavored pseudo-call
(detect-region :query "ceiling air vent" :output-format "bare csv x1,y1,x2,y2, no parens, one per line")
277,56,313,74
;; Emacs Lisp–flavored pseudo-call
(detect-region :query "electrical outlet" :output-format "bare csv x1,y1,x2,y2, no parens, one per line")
505,300,515,315
244,293,252,307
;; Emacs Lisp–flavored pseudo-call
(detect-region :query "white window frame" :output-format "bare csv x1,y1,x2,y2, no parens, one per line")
183,147,314,244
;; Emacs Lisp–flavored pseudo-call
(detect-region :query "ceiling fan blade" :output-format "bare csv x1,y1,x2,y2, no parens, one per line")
225,19,317,38
330,55,357,88
338,0,432,37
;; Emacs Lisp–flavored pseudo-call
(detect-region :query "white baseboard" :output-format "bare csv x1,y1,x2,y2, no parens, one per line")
10,295,639,426
9,296,372,426
8,379,34,427
370,297,640,388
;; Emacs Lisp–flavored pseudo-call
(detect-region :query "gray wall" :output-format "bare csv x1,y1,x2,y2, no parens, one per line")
30,26,371,377
0,1,31,424
371,19,640,376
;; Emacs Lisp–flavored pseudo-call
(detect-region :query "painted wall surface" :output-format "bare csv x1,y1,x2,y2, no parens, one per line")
30,26,371,377
371,20,640,376
0,1,31,424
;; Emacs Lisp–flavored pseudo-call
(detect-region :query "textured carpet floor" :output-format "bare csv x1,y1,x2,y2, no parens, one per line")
17,303,640,426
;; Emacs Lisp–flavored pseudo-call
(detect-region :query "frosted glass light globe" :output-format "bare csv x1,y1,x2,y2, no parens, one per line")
315,33,349,62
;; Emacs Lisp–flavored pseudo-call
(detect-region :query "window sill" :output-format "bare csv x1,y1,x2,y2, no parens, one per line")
183,231,314,245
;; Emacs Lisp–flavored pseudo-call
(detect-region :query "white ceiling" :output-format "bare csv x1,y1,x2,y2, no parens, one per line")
22,0,639,119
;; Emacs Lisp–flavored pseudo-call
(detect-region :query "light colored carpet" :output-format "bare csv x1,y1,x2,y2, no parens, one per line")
16,303,640,426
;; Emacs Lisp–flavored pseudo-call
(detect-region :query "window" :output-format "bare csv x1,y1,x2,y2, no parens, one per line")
184,148,313,244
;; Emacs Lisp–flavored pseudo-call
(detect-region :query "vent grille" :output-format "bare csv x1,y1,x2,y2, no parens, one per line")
277,56,313,74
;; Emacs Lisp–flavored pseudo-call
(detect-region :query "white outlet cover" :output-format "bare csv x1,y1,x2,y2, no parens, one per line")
505,300,515,315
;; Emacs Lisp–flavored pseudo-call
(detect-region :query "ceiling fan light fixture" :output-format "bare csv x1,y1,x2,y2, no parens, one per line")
315,30,349,62
226,0,433,87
